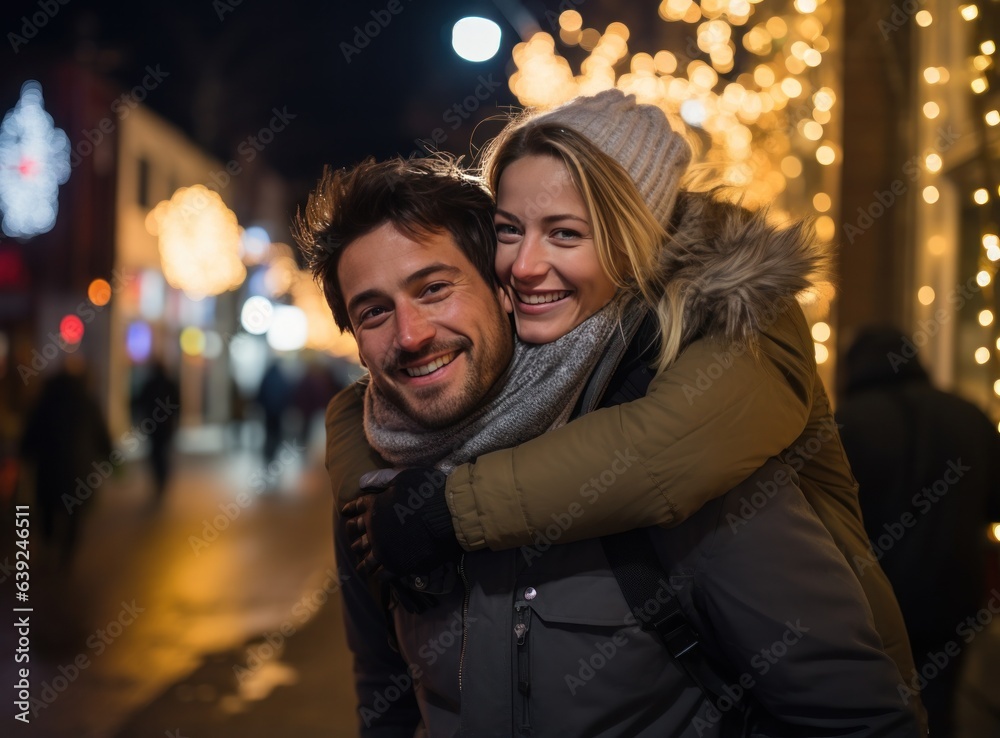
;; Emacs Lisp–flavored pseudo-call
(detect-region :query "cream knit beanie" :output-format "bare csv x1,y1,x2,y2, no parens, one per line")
527,89,692,228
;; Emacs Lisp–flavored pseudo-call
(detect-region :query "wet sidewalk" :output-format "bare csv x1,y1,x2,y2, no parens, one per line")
112,569,358,738
2,436,359,737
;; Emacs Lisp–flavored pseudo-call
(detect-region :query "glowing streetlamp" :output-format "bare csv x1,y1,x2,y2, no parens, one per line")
452,17,502,62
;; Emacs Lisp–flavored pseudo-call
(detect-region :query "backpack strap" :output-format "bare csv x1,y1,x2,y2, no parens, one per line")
601,530,700,659
602,529,753,733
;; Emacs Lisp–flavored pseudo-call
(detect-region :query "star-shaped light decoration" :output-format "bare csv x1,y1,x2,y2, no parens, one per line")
0,81,71,239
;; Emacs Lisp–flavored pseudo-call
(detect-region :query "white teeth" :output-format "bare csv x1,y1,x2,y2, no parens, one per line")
405,352,457,377
518,291,571,305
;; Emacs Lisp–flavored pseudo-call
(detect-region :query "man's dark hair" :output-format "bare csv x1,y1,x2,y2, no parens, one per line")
295,156,497,334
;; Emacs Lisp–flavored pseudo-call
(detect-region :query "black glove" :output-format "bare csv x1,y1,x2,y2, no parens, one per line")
342,466,461,576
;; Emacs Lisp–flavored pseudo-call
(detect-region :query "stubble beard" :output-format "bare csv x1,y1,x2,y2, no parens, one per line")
376,304,514,430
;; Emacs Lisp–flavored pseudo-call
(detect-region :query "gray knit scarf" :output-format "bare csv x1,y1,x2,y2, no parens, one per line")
364,295,644,472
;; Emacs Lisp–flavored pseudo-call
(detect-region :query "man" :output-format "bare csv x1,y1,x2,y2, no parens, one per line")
299,156,920,736
837,326,1000,737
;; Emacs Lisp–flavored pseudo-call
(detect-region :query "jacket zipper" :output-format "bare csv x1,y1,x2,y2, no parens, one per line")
515,604,532,733
458,554,469,694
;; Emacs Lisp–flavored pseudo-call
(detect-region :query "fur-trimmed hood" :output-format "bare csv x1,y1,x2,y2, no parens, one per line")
663,190,832,349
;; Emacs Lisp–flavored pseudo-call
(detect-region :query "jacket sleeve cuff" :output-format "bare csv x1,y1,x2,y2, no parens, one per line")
446,463,488,551
448,451,537,551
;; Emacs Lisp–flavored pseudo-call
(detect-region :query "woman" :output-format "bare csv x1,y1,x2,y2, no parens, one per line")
327,90,923,733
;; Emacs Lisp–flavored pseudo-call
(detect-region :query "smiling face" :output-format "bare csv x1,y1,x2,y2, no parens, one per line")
493,155,618,344
339,222,513,428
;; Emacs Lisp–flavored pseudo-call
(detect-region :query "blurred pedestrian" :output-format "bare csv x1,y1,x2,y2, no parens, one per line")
20,358,112,567
837,325,1000,737
293,356,342,449
135,360,180,501
255,358,292,468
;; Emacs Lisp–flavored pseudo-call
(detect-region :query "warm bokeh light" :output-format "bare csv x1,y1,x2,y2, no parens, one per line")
977,270,992,287
923,102,940,118
781,156,803,178
654,50,678,74
915,10,933,27
971,77,988,94
960,4,979,21
925,153,942,172
813,87,835,110
975,346,991,364
987,110,1000,126
923,67,941,84
147,185,245,298
813,192,831,212
815,216,835,242
506,2,843,212
780,77,803,98
264,252,298,298
814,343,829,364
979,309,994,327
292,275,360,359
180,326,206,357
811,321,831,342
928,235,946,255
986,235,1000,261
816,145,835,165
802,121,823,140
917,286,936,305
974,188,990,204
88,278,112,307
765,16,787,38
560,10,583,32
982,40,997,55
922,186,940,204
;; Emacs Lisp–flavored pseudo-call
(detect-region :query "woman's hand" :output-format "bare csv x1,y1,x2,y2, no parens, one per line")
341,466,461,576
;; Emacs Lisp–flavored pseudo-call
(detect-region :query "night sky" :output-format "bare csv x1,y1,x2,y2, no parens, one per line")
1,0,642,193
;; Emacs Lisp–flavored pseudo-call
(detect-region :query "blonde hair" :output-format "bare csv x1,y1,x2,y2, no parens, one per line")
480,121,688,373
